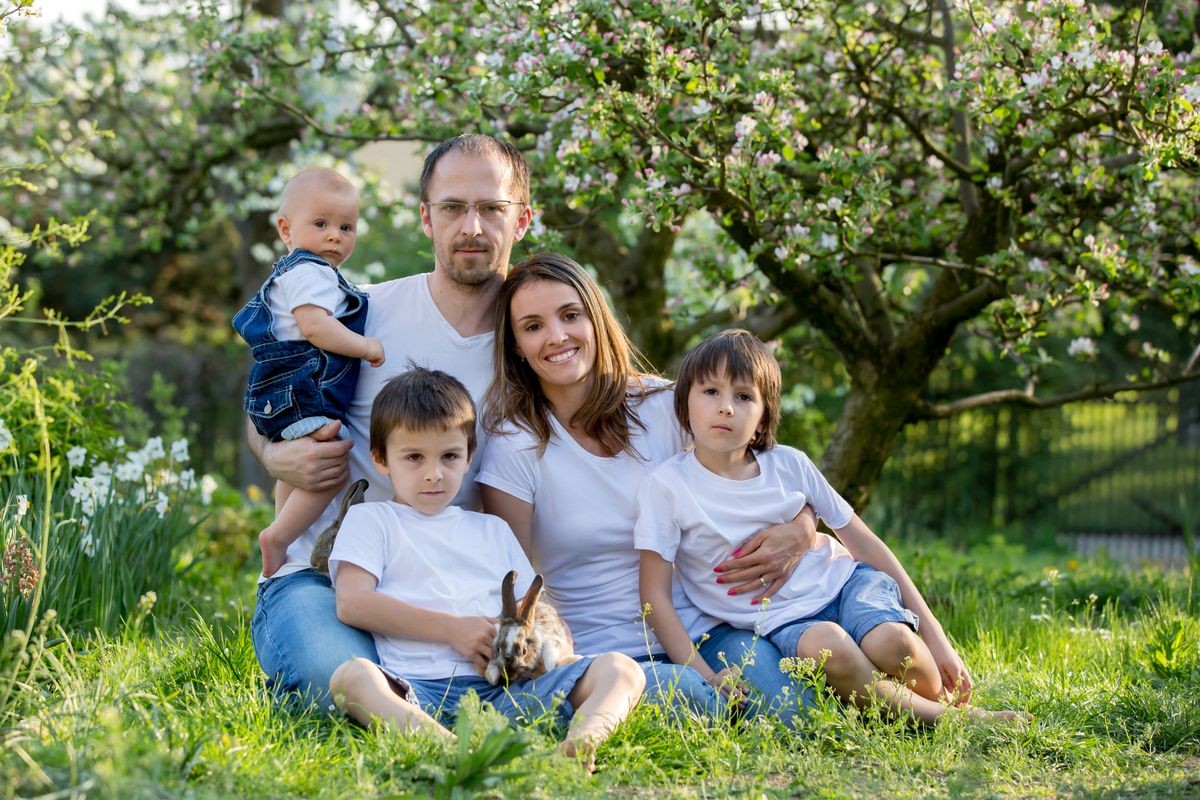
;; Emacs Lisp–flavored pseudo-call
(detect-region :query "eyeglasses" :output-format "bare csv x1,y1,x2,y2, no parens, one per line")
424,200,526,220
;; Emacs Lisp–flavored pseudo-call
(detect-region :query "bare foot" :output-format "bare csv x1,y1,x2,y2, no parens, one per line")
259,526,289,578
560,738,597,773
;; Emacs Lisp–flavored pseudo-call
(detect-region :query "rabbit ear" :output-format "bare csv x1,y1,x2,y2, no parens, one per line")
501,570,518,619
518,574,544,622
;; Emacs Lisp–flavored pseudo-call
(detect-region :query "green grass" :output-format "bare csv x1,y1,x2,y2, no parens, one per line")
2,539,1199,798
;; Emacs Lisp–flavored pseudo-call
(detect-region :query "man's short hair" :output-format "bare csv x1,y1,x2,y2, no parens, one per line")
419,134,530,205
370,366,477,460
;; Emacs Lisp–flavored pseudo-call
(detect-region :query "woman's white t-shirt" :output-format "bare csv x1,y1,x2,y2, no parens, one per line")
634,446,856,635
328,501,534,680
476,386,720,657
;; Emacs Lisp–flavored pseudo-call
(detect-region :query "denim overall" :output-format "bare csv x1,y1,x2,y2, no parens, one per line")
233,249,369,442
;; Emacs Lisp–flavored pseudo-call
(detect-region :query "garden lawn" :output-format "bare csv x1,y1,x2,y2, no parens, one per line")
2,537,1198,799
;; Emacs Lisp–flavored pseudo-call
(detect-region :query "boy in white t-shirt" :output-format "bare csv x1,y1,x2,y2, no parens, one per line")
328,368,644,768
636,330,1028,725
233,167,386,578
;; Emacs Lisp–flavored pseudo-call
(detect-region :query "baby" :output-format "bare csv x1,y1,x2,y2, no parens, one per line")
233,167,385,578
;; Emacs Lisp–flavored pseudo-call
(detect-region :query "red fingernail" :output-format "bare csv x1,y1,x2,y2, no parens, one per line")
751,599,760,605
731,548,742,557
713,566,722,573
715,578,724,584
727,589,735,596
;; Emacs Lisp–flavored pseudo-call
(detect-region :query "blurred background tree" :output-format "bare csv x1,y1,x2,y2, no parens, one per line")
2,0,1197,521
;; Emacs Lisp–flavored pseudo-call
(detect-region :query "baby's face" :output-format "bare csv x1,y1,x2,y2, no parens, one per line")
279,190,359,267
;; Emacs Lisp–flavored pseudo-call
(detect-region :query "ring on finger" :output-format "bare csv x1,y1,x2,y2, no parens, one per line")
758,575,768,587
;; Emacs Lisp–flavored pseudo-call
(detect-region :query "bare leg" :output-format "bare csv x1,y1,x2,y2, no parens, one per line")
260,478,345,577
797,622,1026,725
329,658,451,737
859,622,942,701
562,653,646,772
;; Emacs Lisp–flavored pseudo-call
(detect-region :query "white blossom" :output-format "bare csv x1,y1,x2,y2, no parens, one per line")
734,115,758,140
81,531,96,558
1067,337,1097,358
14,495,29,520
1028,257,1048,273
250,243,276,264
200,474,218,505
690,99,713,116
1184,85,1200,104
818,232,838,251
0,419,12,452
67,446,87,468
155,492,169,518
116,458,145,484
179,469,196,490
141,436,165,461
171,439,190,463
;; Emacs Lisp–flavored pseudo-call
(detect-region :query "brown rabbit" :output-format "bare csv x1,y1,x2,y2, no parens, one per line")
309,478,369,573
485,570,580,685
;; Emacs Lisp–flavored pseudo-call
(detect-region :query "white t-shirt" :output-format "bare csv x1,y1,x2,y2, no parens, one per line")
476,386,720,657
270,273,495,580
329,501,534,680
268,259,352,341
634,446,857,636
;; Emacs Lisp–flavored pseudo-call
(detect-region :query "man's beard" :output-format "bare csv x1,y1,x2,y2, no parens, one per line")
441,236,504,287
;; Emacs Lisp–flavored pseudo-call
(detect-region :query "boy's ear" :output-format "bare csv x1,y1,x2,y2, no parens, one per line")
276,215,292,247
370,450,389,476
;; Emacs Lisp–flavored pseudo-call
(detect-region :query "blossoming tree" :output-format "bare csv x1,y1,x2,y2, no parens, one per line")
10,0,1200,506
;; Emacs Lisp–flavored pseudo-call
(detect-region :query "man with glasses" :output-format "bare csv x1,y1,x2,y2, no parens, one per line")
247,134,533,709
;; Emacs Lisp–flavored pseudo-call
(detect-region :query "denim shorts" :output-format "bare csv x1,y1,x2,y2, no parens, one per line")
767,563,918,658
380,655,597,727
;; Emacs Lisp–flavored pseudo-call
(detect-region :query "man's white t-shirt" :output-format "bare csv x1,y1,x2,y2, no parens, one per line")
268,260,352,341
271,273,495,580
328,501,534,679
634,446,856,636
476,386,720,657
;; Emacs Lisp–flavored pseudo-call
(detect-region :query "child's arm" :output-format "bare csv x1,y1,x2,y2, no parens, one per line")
293,304,385,367
639,551,744,702
335,561,496,674
831,514,972,701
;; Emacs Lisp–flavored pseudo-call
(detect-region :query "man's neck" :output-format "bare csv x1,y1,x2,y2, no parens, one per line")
425,271,501,338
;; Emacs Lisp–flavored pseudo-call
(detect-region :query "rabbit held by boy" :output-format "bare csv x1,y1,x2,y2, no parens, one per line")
485,570,581,685
310,479,369,573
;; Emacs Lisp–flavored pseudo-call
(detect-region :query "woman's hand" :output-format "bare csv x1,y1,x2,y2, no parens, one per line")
714,506,818,604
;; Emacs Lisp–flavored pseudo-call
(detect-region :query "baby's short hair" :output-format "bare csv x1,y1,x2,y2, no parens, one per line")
370,367,477,461
674,329,782,453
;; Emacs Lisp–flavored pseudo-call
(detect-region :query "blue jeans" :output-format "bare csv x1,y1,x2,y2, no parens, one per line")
252,568,378,713
637,623,813,728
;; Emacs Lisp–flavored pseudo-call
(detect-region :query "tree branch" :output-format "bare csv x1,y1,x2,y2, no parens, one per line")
913,369,1200,419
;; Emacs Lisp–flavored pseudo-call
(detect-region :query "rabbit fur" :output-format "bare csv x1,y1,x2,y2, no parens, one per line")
309,478,369,573
485,570,580,685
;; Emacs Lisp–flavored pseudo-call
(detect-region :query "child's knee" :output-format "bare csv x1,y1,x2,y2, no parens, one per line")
591,653,646,694
860,622,922,669
796,621,852,657
329,656,376,699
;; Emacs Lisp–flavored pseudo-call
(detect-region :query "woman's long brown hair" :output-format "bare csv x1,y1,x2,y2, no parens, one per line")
483,252,659,458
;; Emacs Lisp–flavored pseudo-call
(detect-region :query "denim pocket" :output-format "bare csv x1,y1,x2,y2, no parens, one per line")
246,383,296,421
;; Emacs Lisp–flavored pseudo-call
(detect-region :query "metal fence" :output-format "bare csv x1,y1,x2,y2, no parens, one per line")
871,386,1200,540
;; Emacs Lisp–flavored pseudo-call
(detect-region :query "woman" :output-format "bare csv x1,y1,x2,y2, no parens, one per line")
477,252,819,724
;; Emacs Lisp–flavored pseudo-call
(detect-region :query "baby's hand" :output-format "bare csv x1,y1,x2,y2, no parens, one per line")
363,337,385,367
